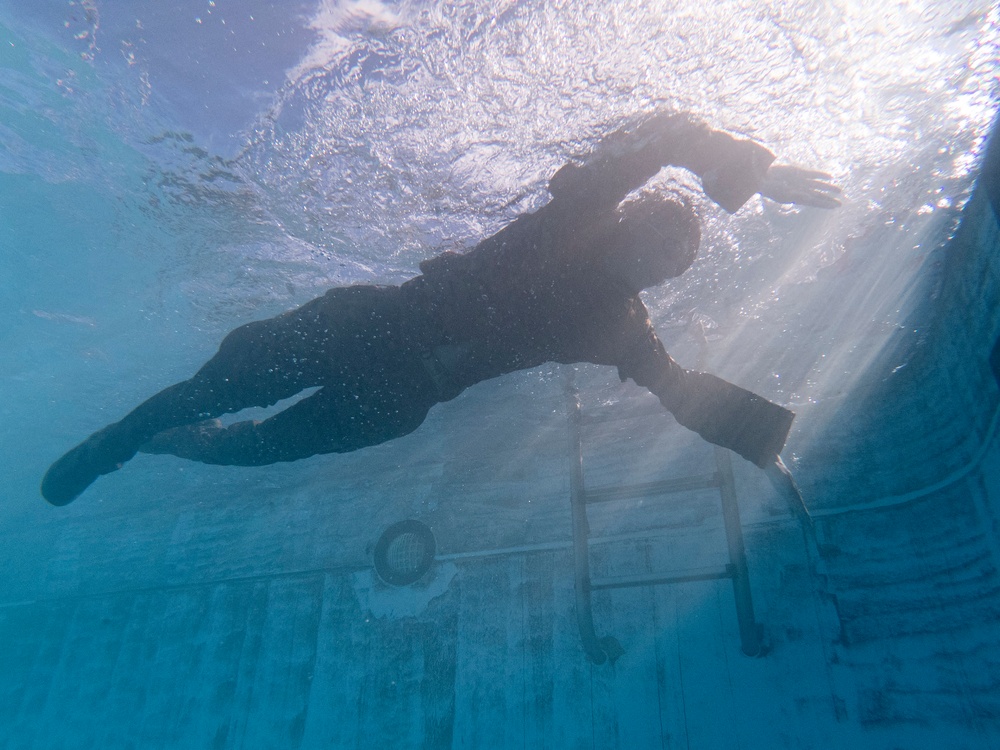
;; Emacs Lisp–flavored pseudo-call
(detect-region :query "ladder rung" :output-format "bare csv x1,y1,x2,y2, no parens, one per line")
591,565,734,590
585,473,720,503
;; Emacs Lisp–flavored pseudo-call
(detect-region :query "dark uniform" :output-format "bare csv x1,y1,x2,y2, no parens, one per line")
41,111,792,505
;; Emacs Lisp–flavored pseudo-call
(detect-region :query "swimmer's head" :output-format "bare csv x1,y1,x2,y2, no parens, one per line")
607,194,700,291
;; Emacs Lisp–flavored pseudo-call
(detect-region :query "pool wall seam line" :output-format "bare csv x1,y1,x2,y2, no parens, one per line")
809,401,1000,519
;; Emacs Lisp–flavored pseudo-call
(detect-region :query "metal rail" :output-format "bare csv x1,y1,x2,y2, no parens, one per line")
567,381,762,664
568,385,622,664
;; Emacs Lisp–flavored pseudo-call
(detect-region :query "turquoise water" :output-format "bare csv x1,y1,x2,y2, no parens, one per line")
3,2,1000,748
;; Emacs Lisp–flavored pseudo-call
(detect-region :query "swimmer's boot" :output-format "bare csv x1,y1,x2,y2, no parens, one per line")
41,423,138,506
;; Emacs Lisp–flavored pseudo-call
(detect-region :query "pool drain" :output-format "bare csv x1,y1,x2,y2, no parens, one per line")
373,520,436,586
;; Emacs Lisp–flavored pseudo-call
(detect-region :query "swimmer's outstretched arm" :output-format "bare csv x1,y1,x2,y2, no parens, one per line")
548,109,840,213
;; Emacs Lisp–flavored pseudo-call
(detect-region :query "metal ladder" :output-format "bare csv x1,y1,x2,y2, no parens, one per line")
567,382,763,665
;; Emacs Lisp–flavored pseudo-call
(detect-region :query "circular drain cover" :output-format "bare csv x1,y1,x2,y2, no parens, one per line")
373,520,436,586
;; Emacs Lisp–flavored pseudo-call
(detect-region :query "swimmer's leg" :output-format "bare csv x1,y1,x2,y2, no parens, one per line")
41,317,320,506
139,385,432,466
42,285,404,504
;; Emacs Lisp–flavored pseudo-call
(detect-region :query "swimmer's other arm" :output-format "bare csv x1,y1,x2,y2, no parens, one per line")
618,346,813,522
619,347,793,470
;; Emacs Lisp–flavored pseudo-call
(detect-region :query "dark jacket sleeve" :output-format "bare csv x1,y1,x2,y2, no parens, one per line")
616,313,794,468
659,370,795,468
548,111,776,214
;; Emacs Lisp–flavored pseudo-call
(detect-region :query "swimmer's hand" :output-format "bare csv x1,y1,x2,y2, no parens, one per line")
759,164,842,209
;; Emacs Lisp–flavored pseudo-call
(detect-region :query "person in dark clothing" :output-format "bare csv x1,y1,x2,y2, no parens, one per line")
41,110,840,506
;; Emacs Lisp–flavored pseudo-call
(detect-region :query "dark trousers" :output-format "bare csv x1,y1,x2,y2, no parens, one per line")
106,285,437,466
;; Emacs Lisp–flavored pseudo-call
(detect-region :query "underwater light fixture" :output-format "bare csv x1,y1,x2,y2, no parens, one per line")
373,519,437,586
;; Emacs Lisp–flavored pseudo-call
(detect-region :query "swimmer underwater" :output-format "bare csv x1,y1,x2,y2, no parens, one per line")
42,110,841,508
